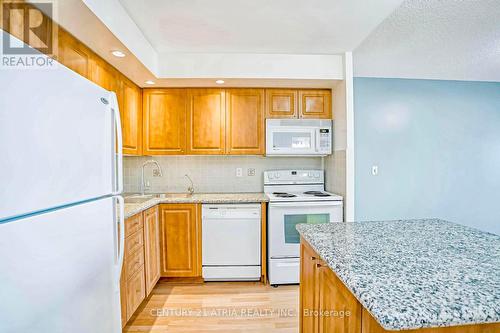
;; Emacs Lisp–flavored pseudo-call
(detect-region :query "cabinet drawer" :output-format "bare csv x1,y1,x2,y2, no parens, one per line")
125,228,144,258
126,247,145,280
125,213,143,238
126,265,146,317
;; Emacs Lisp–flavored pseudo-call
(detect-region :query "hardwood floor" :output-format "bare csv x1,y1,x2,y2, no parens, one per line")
124,280,299,333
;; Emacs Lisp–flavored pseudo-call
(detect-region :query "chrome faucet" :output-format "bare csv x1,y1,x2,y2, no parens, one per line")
141,160,163,195
184,174,195,195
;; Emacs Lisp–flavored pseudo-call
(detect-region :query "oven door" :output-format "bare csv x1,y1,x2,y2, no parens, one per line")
266,127,317,155
268,201,343,259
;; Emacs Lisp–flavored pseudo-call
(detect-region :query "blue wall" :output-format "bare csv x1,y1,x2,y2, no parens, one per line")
354,78,500,234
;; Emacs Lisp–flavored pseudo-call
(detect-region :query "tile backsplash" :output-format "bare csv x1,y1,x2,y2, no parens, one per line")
124,155,322,193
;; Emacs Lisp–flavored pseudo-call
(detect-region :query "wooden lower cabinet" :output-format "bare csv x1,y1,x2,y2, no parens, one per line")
159,204,201,277
317,263,361,333
120,207,161,327
144,206,161,295
300,239,500,333
300,242,319,333
126,266,146,316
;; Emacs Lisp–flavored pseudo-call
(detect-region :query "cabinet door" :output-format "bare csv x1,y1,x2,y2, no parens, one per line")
318,263,361,333
265,89,298,118
159,204,201,277
300,242,319,333
143,89,187,155
89,58,118,93
57,31,91,78
225,89,265,155
187,89,225,155
120,78,142,155
298,90,332,119
143,206,160,295
126,266,146,317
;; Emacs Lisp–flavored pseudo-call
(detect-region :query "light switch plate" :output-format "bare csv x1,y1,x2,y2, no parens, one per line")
371,165,378,176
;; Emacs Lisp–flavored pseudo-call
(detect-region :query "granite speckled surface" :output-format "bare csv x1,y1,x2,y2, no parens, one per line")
124,193,268,218
296,219,500,330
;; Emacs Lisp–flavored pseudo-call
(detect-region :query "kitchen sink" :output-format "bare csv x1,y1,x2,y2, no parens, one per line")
124,193,193,203
162,193,193,199
124,195,153,204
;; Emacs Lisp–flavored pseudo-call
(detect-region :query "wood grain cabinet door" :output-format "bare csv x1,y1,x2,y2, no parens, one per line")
120,78,142,155
300,242,319,333
89,58,118,93
265,89,298,118
298,90,332,119
159,204,201,277
57,31,91,78
143,206,160,295
225,89,265,155
126,267,146,317
187,89,226,155
143,89,187,155
317,264,361,333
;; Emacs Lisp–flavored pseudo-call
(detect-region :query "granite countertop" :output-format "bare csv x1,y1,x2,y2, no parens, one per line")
124,192,268,218
296,219,500,331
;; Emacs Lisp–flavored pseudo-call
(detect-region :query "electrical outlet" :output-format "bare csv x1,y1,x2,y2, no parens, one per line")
371,165,378,176
152,169,161,177
236,168,243,177
247,168,256,176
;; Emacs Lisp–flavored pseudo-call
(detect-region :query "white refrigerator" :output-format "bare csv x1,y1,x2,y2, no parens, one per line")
0,30,124,333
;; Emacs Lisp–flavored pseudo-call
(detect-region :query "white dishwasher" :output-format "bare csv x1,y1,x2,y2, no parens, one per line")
202,204,261,281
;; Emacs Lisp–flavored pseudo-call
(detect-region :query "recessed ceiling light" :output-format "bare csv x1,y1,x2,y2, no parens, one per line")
111,50,126,58
215,80,225,84
145,80,155,85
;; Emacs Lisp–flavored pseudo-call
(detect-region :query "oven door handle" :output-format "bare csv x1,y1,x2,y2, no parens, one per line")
269,201,343,208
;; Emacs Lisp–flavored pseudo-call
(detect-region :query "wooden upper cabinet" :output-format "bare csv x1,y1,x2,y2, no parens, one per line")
187,89,225,155
159,204,201,277
143,206,160,296
298,89,332,119
119,78,142,155
265,89,298,118
57,31,91,78
142,89,187,155
89,58,118,93
225,89,265,155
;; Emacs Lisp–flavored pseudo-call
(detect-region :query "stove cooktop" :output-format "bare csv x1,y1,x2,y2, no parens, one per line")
266,190,343,202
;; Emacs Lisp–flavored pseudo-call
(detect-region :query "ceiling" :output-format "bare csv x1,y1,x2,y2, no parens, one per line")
354,0,500,82
119,0,403,55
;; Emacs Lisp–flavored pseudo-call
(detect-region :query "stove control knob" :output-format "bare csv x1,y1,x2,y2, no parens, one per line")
314,172,320,178
269,174,274,179
275,173,281,178
308,172,312,177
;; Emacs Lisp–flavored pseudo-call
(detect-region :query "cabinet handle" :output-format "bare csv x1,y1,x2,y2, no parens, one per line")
311,256,317,260
316,263,324,268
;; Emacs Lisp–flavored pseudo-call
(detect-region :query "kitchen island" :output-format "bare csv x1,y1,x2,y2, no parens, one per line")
296,219,500,332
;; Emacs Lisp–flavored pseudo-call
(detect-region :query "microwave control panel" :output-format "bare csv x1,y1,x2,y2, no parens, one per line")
318,128,331,152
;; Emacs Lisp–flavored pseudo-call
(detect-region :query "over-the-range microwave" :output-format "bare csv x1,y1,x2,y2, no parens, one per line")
266,119,332,156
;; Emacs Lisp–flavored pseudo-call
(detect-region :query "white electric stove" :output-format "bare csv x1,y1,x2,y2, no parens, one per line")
264,169,343,286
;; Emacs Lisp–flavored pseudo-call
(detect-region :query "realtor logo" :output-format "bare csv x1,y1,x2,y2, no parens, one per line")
1,1,57,68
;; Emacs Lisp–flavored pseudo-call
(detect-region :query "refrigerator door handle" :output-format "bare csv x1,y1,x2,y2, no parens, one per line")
114,195,125,289
110,92,123,195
